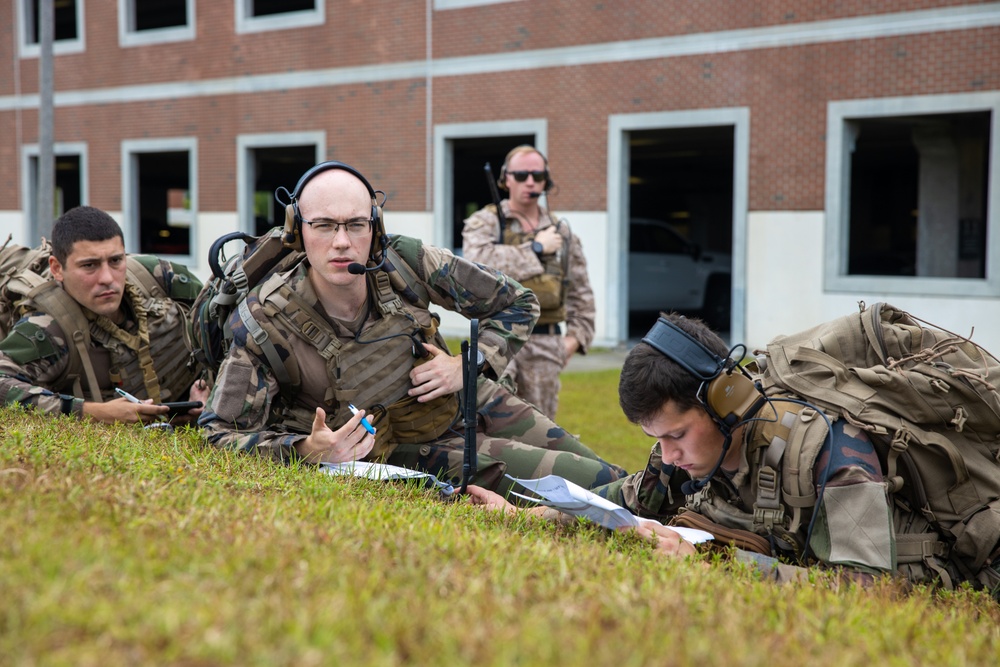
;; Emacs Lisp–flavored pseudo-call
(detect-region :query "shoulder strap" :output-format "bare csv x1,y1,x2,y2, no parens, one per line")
125,256,167,300
24,278,102,402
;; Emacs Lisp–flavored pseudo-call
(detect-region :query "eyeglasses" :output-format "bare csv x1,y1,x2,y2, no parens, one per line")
302,217,372,238
508,170,548,183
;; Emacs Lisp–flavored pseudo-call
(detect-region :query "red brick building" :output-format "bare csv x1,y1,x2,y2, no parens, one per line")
2,1,998,349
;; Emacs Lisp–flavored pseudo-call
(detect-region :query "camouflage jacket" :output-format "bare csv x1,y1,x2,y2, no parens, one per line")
462,201,595,352
0,256,202,417
594,414,896,580
199,234,540,460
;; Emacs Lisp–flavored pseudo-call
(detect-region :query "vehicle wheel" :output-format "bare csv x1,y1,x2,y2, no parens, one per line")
702,274,731,332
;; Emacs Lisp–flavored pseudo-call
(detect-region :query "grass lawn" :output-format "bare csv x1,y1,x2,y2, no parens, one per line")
2,367,999,666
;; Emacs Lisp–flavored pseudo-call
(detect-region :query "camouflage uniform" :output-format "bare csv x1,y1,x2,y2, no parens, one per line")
595,417,899,580
0,256,203,416
200,235,625,494
463,200,595,419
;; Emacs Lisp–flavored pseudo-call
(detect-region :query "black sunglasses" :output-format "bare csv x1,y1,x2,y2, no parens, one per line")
508,170,548,183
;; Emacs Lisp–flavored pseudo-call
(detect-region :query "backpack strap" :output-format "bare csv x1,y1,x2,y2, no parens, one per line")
237,298,293,386
125,256,168,300
22,277,102,402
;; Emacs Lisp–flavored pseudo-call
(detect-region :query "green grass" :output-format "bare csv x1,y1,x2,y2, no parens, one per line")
2,369,999,666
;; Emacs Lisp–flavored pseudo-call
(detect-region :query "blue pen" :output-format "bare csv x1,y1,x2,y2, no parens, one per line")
348,404,376,435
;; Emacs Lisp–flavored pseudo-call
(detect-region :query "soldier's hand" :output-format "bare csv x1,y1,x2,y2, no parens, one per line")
408,343,463,403
619,523,697,558
83,397,169,425
562,335,580,367
464,485,519,515
534,226,562,255
170,378,211,425
296,407,376,464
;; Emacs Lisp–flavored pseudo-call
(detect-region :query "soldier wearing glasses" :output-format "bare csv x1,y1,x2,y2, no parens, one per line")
463,146,596,420
200,162,625,495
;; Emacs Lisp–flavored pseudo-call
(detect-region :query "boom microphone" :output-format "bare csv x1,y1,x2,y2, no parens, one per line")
528,192,542,199
679,433,733,496
348,255,387,275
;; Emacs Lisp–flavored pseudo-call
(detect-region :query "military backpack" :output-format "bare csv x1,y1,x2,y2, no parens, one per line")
753,302,1000,587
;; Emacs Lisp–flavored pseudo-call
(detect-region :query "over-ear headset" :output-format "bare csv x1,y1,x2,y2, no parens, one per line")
497,145,554,193
642,316,765,434
642,316,767,495
274,161,386,261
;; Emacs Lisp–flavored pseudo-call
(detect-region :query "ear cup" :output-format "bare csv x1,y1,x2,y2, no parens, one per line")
283,160,382,257
702,370,762,427
282,203,302,251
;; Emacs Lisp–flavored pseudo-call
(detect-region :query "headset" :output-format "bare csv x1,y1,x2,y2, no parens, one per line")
497,145,555,193
274,161,387,268
641,316,767,494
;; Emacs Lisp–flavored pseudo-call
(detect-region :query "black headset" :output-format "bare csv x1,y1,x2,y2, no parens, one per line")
274,161,386,262
642,316,767,494
497,145,554,193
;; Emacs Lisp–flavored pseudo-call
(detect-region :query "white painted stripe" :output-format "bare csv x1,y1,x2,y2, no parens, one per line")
1,4,998,111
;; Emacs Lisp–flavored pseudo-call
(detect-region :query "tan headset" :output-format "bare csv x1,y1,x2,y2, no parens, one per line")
641,317,765,432
275,161,385,259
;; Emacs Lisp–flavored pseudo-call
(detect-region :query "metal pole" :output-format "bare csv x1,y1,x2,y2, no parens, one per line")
37,0,55,241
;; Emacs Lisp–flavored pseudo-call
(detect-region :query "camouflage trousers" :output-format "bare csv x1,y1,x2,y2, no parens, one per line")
387,377,627,500
501,332,564,420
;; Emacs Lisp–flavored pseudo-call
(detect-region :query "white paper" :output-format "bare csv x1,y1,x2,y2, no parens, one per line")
321,461,454,494
507,474,712,544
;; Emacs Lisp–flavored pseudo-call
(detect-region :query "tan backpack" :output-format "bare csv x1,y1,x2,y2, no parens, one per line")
756,302,1000,584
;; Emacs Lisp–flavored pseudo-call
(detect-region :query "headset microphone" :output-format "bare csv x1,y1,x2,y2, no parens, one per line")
679,433,733,495
528,192,542,199
348,257,387,275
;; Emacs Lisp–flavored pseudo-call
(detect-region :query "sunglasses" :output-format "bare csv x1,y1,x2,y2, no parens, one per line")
508,170,548,183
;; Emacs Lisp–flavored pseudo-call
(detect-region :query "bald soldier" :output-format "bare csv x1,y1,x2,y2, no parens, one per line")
463,145,595,419
199,161,625,495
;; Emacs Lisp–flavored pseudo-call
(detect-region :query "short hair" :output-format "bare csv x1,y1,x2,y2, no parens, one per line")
618,312,729,424
51,206,124,264
501,144,548,173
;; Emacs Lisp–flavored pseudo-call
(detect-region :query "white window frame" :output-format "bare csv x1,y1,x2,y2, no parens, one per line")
118,0,195,48
236,132,326,234
825,92,1000,297
20,142,89,241
234,0,324,35
121,137,198,263
608,108,750,346
17,0,86,59
434,0,523,8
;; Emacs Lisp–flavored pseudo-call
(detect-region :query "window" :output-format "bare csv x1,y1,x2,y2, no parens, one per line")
119,0,194,47
235,0,323,34
19,0,85,57
21,143,88,245
827,96,999,297
122,139,197,259
236,132,325,235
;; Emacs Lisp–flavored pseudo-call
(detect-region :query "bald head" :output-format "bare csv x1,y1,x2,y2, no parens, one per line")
298,168,373,220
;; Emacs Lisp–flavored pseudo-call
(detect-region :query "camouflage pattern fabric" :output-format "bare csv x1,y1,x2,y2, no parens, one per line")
388,378,627,496
200,234,626,492
0,257,202,416
502,333,565,419
463,200,595,420
593,419,896,577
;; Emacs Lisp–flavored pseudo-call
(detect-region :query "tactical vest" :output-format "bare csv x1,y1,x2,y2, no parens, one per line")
500,207,568,326
685,401,828,560
11,257,197,403
241,250,460,460
687,397,974,587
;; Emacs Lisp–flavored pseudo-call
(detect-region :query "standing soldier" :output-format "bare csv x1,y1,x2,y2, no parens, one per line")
462,146,595,419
